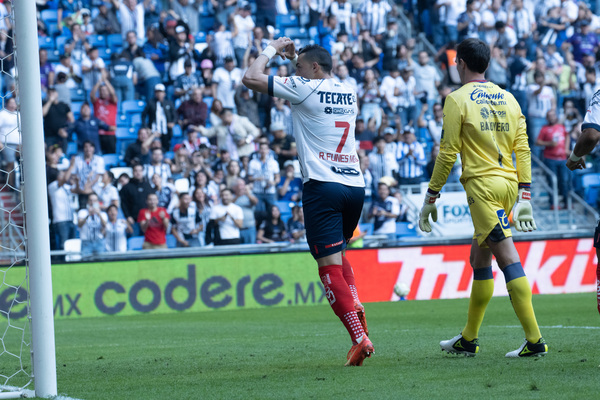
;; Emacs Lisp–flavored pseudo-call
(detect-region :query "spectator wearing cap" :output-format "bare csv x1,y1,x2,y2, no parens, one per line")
567,20,599,63
368,181,400,240
277,160,302,202
112,0,145,42
232,2,255,66
198,108,258,160
54,53,82,91
90,76,119,154
395,126,426,185
171,0,201,35
81,46,106,95
213,56,242,110
174,59,202,101
141,83,177,151
168,24,199,82
368,136,398,189
271,121,297,170
109,52,137,103
178,87,208,132
132,49,163,101
94,1,121,35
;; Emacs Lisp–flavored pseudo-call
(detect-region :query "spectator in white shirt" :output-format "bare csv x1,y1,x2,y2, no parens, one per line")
144,147,172,187
232,3,255,67
98,171,120,211
212,56,243,110
105,204,132,252
248,142,280,213
48,161,77,251
209,188,244,245
81,47,106,94
73,141,106,206
77,193,108,258
368,182,400,240
0,97,19,168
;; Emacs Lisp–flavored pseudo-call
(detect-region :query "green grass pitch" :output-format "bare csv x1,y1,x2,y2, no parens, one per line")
30,293,600,399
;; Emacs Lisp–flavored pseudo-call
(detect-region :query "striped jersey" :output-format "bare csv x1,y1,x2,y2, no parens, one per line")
429,80,531,192
269,76,364,187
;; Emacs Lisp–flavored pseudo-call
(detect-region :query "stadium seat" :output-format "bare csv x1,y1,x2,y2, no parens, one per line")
70,101,84,115
55,35,70,52
396,222,418,238
359,223,373,236
122,100,146,115
172,124,182,138
203,96,213,110
64,238,81,262
200,16,216,31
195,32,206,43
130,113,142,127
38,36,55,50
106,34,123,51
88,34,107,48
276,14,299,29
69,88,86,102
166,234,177,248
115,127,137,140
46,22,60,37
582,173,600,206
47,49,60,63
127,236,145,251
66,141,78,157
116,114,130,127
102,153,121,168
98,48,113,61
284,27,309,39
293,38,313,50
276,200,294,223
41,9,59,25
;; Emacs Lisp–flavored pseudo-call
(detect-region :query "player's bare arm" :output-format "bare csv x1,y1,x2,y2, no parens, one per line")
242,37,295,94
566,127,600,170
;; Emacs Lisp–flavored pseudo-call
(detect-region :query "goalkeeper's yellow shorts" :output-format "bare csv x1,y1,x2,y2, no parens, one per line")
464,175,518,248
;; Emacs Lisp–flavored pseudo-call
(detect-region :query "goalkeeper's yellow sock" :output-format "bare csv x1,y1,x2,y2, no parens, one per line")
502,262,542,343
462,266,494,342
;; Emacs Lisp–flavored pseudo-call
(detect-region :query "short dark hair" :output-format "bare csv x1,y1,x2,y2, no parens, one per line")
456,38,490,74
298,44,333,74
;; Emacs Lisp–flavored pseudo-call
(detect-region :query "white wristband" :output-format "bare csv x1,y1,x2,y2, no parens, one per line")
261,45,277,60
569,152,582,162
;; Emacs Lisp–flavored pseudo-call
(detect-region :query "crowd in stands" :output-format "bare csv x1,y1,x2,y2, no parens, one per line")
1,0,600,255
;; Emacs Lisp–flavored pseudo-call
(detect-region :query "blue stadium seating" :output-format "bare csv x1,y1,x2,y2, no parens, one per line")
47,49,61,63
40,9,58,25
46,22,60,37
276,200,294,223
122,100,146,115
116,114,130,127
166,234,177,248
106,34,123,51
172,124,182,138
116,127,138,140
396,222,418,238
195,32,206,43
98,48,113,61
69,88,86,102
582,173,600,206
203,96,214,110
102,153,121,168
66,141,78,157
87,34,107,48
38,36,55,50
200,16,216,31
55,35,70,52
127,236,145,251
284,27,309,39
130,113,142,127
276,14,299,29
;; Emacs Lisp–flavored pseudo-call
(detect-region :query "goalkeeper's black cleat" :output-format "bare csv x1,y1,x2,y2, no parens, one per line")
505,338,548,358
440,334,479,357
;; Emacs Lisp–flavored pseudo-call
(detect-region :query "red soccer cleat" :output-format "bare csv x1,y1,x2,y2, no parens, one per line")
354,301,369,337
345,334,374,366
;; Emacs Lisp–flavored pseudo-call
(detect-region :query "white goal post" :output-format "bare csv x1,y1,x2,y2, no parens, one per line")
6,0,58,398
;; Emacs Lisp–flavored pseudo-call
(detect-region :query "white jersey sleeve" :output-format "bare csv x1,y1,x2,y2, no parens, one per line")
269,76,364,187
583,90,600,131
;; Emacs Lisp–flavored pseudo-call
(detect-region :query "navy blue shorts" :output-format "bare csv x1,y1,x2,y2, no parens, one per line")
302,180,365,259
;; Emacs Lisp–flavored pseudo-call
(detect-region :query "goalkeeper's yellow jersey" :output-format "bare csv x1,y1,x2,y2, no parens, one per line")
429,80,531,192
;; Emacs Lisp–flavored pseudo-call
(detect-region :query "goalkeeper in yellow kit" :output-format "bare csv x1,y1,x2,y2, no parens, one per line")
419,38,548,357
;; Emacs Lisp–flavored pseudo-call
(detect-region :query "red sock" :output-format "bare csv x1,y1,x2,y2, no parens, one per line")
319,265,365,343
342,255,360,304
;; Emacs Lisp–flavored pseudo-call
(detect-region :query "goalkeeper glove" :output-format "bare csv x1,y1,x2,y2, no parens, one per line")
419,190,440,233
513,188,537,232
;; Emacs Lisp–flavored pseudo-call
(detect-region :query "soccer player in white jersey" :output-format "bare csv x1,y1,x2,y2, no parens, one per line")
243,38,374,366
566,91,600,315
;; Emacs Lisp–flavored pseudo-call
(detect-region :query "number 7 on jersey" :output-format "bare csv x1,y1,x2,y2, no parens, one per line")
335,121,350,153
